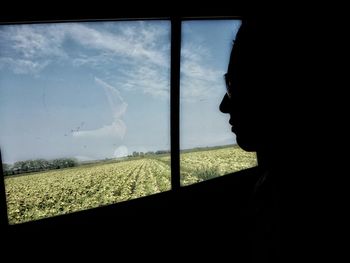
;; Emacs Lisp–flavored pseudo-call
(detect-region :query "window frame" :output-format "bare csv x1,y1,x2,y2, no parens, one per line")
0,14,242,227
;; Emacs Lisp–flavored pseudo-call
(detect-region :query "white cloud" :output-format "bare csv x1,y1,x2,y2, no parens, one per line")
180,46,225,101
72,53,114,67
119,64,169,99
72,78,127,139
67,23,169,67
0,24,65,75
27,22,169,100
181,44,208,63
0,21,169,75
113,145,128,158
0,57,49,75
3,24,67,59
181,59,221,82
72,119,126,138
1,21,220,102
94,77,128,118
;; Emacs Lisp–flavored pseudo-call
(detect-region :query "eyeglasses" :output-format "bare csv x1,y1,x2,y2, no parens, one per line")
224,73,232,99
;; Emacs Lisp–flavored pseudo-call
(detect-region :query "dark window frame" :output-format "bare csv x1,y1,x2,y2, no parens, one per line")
0,14,242,227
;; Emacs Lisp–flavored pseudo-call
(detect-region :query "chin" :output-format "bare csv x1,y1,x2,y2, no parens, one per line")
236,136,258,152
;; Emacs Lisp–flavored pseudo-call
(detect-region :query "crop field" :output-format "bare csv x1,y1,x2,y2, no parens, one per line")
4,145,256,225
180,146,257,186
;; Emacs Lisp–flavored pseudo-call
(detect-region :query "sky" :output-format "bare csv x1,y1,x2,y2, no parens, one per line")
0,20,241,164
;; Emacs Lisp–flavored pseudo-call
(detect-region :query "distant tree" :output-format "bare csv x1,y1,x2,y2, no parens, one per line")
2,163,10,171
2,163,13,176
13,161,27,173
7,158,78,176
62,158,77,168
37,159,50,170
155,150,169,155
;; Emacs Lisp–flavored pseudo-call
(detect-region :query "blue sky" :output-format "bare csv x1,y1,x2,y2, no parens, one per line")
0,20,241,164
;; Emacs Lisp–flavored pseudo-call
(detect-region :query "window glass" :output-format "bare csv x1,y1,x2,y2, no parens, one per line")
180,20,257,186
0,21,171,224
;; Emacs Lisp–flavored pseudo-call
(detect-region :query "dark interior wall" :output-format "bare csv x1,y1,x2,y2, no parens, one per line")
0,11,264,259
2,167,260,228
2,167,261,260
0,5,244,23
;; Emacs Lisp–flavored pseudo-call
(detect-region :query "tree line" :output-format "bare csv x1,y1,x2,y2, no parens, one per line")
2,150,171,176
127,150,170,158
2,158,78,176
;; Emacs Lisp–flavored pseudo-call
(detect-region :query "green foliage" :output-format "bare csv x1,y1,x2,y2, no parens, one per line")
192,167,220,181
5,158,78,176
4,145,257,225
5,158,171,224
2,163,12,176
180,145,257,186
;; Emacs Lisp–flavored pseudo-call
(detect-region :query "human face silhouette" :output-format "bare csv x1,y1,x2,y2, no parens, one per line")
220,20,276,154
219,28,262,152
220,88,260,152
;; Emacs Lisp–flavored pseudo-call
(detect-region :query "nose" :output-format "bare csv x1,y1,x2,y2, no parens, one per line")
219,93,230,113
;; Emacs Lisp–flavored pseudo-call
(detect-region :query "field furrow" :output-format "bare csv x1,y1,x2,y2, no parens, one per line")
4,145,256,224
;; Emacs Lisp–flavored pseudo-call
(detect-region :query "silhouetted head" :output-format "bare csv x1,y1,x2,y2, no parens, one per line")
220,18,280,164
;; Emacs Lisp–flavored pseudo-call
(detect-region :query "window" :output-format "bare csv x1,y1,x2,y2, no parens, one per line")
180,20,257,186
0,20,171,224
0,16,257,226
